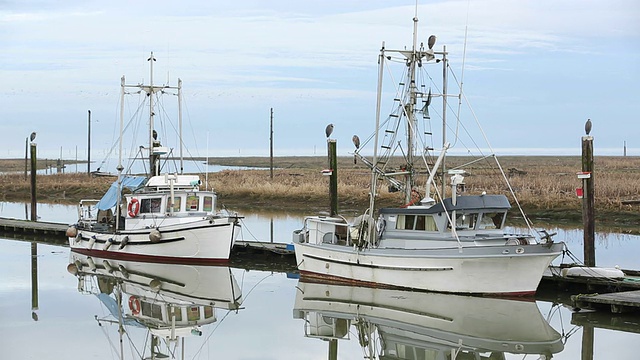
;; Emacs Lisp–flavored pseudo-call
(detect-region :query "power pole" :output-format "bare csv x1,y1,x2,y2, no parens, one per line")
270,108,274,180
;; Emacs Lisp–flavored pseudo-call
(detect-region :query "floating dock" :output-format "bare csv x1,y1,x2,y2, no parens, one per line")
572,290,640,314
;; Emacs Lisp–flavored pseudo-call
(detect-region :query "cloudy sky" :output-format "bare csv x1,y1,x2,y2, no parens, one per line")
1,0,638,162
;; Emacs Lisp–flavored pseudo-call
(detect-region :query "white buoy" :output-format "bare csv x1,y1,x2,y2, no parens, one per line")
66,226,77,237
149,229,162,243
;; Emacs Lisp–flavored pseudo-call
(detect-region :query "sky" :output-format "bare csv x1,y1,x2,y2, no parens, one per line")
1,0,639,163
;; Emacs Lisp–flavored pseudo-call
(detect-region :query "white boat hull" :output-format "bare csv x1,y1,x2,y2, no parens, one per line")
294,242,563,295
69,218,240,264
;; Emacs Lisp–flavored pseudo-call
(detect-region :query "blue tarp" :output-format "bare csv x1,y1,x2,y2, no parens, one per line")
96,176,147,211
95,293,144,328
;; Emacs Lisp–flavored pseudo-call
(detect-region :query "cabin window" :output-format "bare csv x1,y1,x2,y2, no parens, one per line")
186,195,199,211
171,196,182,212
416,215,438,231
395,214,437,230
203,196,213,212
171,306,183,321
396,215,416,230
204,306,214,319
142,302,162,320
454,213,477,230
479,212,505,230
140,198,162,213
187,306,200,321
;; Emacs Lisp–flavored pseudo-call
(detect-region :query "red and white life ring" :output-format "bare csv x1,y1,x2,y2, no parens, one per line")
128,296,141,315
128,198,140,217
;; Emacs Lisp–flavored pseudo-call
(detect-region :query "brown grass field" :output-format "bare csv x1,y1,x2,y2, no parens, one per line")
1,156,639,229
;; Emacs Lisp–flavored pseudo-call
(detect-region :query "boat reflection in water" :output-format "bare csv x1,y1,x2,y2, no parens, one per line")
293,280,563,359
67,253,242,359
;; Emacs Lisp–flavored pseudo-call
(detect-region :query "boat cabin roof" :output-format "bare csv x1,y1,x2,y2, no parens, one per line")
380,194,511,215
144,174,201,190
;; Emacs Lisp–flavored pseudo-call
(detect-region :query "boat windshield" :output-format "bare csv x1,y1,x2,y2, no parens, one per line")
478,212,506,230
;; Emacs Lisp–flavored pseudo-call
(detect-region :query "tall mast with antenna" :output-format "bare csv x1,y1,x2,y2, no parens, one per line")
148,52,156,176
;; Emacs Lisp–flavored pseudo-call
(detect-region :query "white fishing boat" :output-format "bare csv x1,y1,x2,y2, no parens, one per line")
67,252,243,359
293,280,564,359
67,53,241,264
292,11,564,295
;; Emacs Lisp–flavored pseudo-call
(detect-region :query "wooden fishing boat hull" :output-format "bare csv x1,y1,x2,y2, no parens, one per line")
294,241,564,295
68,217,240,264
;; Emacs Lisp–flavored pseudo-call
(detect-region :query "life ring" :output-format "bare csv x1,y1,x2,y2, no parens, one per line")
128,296,141,315
128,198,140,217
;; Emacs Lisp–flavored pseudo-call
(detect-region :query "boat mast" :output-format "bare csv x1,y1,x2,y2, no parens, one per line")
115,76,126,231
404,14,421,204
148,52,157,176
367,42,386,242
178,78,183,174
440,47,448,198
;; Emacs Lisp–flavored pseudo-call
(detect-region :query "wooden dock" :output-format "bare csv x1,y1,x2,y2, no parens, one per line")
0,216,69,236
572,290,640,314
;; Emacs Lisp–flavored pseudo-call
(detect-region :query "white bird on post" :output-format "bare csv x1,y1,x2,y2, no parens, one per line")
325,123,334,139
585,118,592,135
352,135,360,164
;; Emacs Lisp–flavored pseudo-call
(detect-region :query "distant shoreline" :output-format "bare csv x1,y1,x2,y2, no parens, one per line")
1,156,639,233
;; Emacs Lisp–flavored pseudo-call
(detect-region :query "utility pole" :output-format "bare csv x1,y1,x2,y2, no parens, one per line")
270,108,274,179
87,110,91,175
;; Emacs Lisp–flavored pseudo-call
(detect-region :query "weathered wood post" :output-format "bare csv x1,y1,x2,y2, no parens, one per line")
30,141,37,222
328,139,338,216
581,119,595,266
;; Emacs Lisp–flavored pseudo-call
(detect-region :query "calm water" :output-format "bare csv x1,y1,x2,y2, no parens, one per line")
1,202,639,359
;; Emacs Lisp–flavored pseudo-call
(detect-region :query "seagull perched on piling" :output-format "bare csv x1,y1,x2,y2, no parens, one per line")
325,123,334,138
585,119,592,135
30,131,36,142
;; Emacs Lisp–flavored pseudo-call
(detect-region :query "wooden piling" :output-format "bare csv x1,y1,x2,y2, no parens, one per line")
328,139,338,216
581,134,595,266
30,142,37,222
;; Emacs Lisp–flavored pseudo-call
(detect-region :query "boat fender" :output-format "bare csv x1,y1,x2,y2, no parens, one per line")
74,233,82,244
118,265,130,279
87,257,97,271
149,229,162,243
119,236,129,250
149,279,161,291
104,238,115,250
129,296,141,315
128,198,140,217
66,226,78,237
88,236,96,249
377,219,386,239
66,263,79,275
102,260,115,273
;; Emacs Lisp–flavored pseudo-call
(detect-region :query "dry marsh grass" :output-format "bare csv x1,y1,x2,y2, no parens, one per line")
1,156,639,225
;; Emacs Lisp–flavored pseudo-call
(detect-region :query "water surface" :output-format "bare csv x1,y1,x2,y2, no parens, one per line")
0,203,639,359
